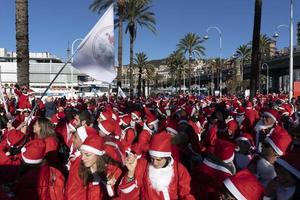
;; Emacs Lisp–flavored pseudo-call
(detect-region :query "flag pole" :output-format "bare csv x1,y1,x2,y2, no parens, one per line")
28,50,79,120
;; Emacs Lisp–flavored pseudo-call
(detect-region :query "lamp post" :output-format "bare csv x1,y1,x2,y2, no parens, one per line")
71,38,83,95
273,1,294,101
261,63,269,94
204,26,222,97
198,69,204,94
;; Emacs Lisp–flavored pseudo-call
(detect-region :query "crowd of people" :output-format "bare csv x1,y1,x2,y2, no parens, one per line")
0,84,300,200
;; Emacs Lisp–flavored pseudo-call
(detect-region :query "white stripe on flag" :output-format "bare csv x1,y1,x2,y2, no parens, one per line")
72,4,116,83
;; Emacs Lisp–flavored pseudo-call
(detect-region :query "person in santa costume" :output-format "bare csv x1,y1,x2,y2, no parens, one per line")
14,139,52,200
244,101,260,129
0,129,26,184
119,114,136,150
137,112,159,157
13,84,32,111
220,169,264,200
234,133,256,170
98,118,125,164
32,117,59,168
191,139,236,200
248,128,292,187
65,126,99,199
254,109,284,152
118,130,195,200
264,149,300,199
65,135,122,200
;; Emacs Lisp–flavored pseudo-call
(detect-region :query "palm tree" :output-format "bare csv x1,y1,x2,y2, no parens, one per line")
123,0,156,98
15,0,30,87
134,52,148,97
235,44,251,90
166,51,185,90
250,0,262,99
144,63,155,96
177,32,205,92
89,0,125,88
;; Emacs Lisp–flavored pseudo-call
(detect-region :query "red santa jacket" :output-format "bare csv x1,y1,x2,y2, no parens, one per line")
120,126,136,150
14,89,31,110
137,127,153,157
245,108,260,128
118,158,195,200
0,144,22,184
15,163,51,200
191,158,233,200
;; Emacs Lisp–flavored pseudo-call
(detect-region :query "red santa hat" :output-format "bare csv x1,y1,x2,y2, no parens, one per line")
276,149,300,180
264,128,292,156
125,144,142,159
119,115,131,126
245,101,253,109
166,120,178,135
6,129,26,148
278,103,292,116
223,169,264,200
263,109,280,123
236,133,255,150
213,139,235,163
146,113,159,126
76,126,98,142
98,119,116,135
21,139,46,164
131,111,141,120
100,110,113,121
80,135,105,156
149,131,172,158
236,106,245,115
226,119,238,136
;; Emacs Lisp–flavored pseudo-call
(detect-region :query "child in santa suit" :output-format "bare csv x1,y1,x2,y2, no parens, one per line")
14,85,32,110
118,131,195,200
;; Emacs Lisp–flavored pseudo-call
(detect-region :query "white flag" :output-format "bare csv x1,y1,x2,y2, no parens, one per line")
73,5,116,83
118,86,126,98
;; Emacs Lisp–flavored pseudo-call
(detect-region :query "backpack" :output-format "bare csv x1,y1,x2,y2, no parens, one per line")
49,167,65,200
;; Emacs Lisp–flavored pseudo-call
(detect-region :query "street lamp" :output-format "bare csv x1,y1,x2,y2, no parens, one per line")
261,63,269,94
71,38,83,96
204,26,222,97
273,0,294,102
198,69,204,94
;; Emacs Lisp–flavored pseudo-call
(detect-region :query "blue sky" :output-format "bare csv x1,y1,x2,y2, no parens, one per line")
0,0,299,64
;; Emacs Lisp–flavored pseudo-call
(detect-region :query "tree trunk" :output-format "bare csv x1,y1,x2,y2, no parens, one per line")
15,0,29,87
142,78,145,97
147,80,150,96
117,0,124,89
129,34,134,98
188,55,192,92
250,0,262,99
137,65,142,97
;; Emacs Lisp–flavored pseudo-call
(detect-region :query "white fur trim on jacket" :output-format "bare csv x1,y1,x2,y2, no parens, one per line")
223,178,247,200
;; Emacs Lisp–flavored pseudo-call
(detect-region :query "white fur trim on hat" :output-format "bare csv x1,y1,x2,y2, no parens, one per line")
148,119,159,126
264,112,277,123
21,147,43,164
131,113,140,119
98,122,110,135
223,152,235,163
77,126,88,142
223,178,247,200
276,158,300,179
149,150,171,158
166,127,178,135
265,137,283,156
80,144,105,156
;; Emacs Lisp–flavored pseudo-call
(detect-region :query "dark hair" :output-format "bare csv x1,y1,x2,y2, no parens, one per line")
35,117,56,139
78,154,121,186
79,110,92,126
